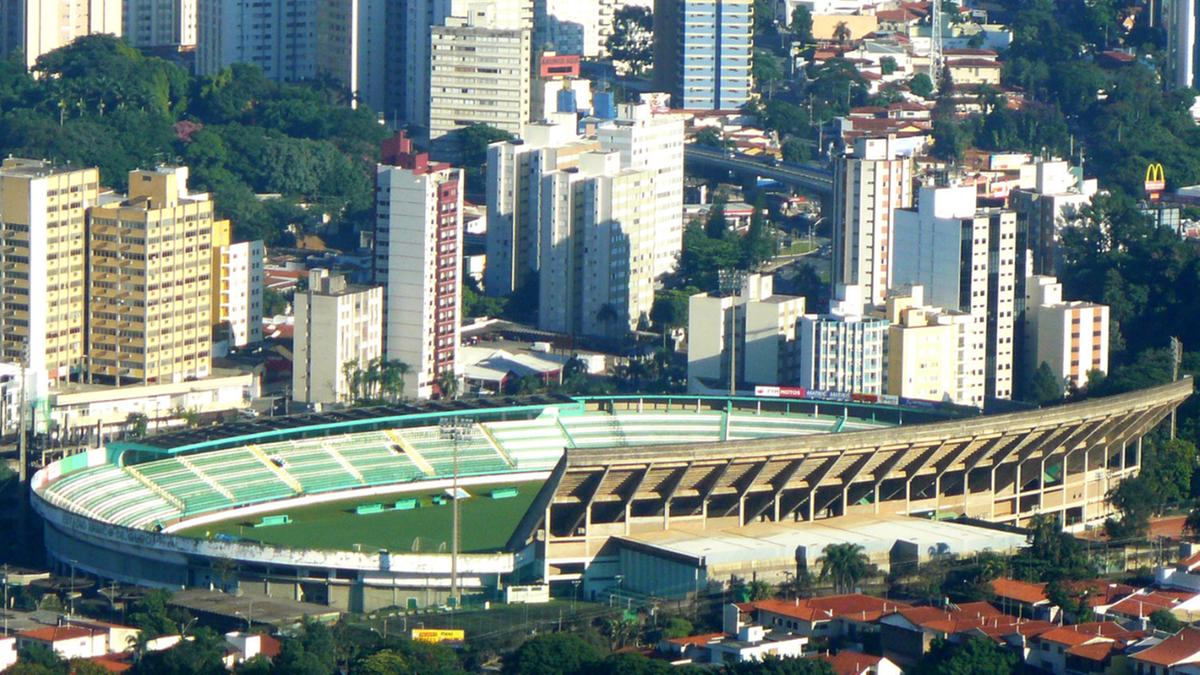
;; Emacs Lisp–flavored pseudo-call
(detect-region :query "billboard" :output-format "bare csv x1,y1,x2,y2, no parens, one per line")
412,629,466,643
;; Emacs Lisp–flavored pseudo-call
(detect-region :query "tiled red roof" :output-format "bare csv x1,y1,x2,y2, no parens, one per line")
1068,641,1119,662
1039,627,1106,647
1178,550,1200,569
991,578,1047,604
750,595,910,623
821,650,883,675
87,655,133,672
1132,627,1200,667
19,626,95,642
666,632,724,647
1108,590,1198,618
259,635,282,659
944,48,998,57
895,602,1022,635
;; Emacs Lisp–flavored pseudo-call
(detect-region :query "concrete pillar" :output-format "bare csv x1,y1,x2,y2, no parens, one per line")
663,499,671,530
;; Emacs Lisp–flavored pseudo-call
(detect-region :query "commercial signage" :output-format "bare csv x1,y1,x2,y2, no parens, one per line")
412,629,466,643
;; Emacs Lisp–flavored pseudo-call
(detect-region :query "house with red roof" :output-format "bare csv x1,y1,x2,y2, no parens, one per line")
17,625,109,661
880,602,1038,666
745,594,909,642
1097,588,1200,624
991,578,1055,621
657,604,810,665
1130,626,1200,674
1157,548,1200,593
816,649,902,675
1026,623,1144,674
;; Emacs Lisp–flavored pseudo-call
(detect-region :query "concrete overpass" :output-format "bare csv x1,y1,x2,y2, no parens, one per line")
685,144,834,196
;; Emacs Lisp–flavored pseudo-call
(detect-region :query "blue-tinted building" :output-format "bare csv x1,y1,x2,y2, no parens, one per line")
652,0,754,110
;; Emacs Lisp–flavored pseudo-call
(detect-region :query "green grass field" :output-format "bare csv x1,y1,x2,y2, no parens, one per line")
176,481,543,553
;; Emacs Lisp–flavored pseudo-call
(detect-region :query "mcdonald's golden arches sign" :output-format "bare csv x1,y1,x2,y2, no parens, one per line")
1145,163,1166,194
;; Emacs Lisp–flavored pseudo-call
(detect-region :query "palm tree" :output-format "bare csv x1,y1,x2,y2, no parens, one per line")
436,370,460,400
833,21,852,45
395,361,411,400
818,542,872,594
596,303,621,337
341,358,362,403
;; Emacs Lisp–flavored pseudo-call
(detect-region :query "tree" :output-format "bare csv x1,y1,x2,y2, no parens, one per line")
1028,361,1064,404
833,21,852,44
1011,514,1095,581
131,627,227,675
754,50,784,98
817,543,872,593
695,128,727,149
1185,500,1200,540
916,637,1019,675
651,290,690,333
909,72,934,98
503,632,605,675
1150,609,1185,632
791,6,814,44
781,138,810,162
607,6,654,75
880,56,898,75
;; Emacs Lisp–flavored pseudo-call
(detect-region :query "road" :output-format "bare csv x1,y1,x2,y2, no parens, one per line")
684,145,834,196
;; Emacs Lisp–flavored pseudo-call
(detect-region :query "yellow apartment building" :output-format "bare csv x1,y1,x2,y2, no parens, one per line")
87,167,214,384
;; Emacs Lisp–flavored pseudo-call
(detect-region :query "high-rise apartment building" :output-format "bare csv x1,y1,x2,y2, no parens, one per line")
0,0,121,67
537,150,658,337
892,185,1017,401
652,0,753,110
486,114,602,296
197,0,319,81
428,19,532,151
0,160,98,380
123,0,197,50
1008,157,1097,277
212,221,264,348
796,285,888,395
686,273,805,393
1025,275,1109,395
1166,0,1199,88
832,136,914,308
534,0,616,57
885,285,980,407
597,101,686,278
293,269,383,405
87,167,215,384
485,104,685,333
374,132,463,400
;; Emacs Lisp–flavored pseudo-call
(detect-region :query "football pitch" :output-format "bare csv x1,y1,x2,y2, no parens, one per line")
175,481,543,553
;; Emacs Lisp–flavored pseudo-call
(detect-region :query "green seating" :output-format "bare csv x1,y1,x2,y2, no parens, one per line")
356,503,385,515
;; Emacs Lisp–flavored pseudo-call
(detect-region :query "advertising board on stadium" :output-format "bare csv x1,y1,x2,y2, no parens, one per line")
412,629,466,643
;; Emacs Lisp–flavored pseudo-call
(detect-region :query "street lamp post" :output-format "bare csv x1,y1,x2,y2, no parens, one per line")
718,269,747,397
439,416,474,610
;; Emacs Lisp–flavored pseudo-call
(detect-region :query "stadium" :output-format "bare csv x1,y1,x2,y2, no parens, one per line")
30,380,1192,612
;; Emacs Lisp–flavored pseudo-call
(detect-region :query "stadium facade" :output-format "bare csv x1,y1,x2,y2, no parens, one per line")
31,380,1192,612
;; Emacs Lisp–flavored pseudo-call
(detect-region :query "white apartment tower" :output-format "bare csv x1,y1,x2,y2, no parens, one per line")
537,150,658,337
486,115,599,296
597,101,686,278
1008,158,1097,277
221,240,264,346
197,0,319,81
374,132,464,399
1025,275,1109,395
292,270,383,406
832,136,914,307
686,274,805,393
892,185,1017,402
124,0,197,49
428,18,532,149
796,285,888,396
1,0,121,67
